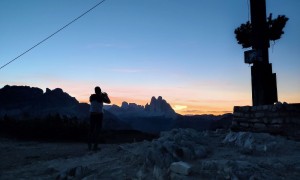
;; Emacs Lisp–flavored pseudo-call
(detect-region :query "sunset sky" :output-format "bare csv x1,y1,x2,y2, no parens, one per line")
1,0,299,115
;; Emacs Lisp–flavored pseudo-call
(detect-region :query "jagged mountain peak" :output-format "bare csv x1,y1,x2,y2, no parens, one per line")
45,88,63,94
107,96,177,119
146,96,175,116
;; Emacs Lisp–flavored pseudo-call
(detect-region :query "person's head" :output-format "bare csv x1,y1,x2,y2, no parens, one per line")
95,86,101,94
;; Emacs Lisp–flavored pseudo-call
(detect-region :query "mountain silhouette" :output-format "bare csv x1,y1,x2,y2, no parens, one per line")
107,96,177,119
0,85,178,132
0,85,86,119
0,85,232,133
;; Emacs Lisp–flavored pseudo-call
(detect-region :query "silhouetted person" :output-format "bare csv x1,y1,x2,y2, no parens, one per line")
88,86,111,151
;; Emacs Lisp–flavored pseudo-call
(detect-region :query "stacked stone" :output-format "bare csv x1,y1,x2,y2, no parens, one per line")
231,103,300,140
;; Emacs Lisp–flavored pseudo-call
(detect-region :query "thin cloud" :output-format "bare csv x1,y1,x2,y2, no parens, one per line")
177,108,232,115
110,68,144,73
85,42,134,49
185,99,250,104
173,105,188,111
86,43,114,49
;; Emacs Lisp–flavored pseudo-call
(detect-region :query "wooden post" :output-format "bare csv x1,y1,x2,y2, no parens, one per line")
250,0,278,106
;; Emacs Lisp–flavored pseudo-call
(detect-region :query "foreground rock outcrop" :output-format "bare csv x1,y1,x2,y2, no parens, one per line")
1,129,299,179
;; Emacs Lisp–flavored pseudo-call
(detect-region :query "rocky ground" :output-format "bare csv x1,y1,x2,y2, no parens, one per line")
0,129,300,180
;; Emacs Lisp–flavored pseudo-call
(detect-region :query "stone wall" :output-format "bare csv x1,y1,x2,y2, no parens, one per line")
231,103,300,140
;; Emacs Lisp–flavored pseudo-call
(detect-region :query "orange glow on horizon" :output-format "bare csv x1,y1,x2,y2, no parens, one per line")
78,96,149,107
0,82,247,115
78,96,234,115
73,91,300,116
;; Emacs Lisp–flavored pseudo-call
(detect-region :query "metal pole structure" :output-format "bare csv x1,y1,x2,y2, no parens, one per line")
250,0,278,106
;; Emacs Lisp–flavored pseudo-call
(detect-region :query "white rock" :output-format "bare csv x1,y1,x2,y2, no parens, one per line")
170,161,192,175
153,166,166,180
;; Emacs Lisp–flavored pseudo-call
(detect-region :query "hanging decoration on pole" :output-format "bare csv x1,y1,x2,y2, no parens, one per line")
234,14,288,50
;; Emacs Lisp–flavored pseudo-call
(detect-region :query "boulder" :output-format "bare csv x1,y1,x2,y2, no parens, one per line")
170,161,192,175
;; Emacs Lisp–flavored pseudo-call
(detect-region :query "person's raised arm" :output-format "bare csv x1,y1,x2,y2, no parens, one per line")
102,93,111,104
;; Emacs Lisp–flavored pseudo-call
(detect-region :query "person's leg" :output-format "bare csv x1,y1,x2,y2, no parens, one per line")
93,113,103,151
88,114,96,151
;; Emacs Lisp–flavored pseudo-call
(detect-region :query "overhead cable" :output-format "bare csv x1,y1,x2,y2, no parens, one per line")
0,0,107,70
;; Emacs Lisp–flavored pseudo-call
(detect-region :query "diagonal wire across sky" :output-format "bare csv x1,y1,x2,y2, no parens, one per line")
0,0,107,70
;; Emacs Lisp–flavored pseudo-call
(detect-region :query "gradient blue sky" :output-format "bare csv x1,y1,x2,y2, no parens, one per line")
1,0,299,114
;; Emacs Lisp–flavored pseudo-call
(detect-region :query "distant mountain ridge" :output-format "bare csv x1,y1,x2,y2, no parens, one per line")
0,85,131,130
105,96,177,133
0,85,87,118
107,96,177,119
0,85,232,133
0,85,179,132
